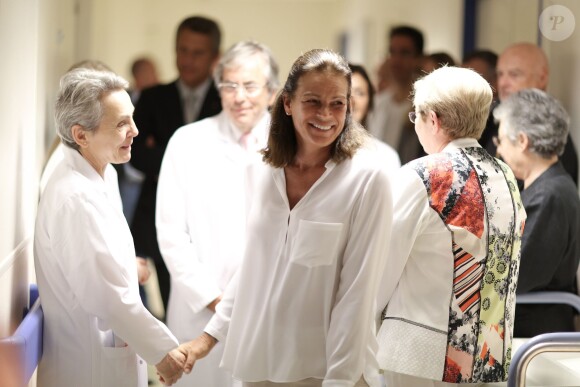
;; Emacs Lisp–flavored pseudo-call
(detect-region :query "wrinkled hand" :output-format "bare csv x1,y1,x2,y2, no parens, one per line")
136,257,151,285
155,348,185,386
178,333,218,374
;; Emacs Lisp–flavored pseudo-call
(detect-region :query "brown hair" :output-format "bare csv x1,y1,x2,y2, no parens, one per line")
262,49,368,168
176,16,221,55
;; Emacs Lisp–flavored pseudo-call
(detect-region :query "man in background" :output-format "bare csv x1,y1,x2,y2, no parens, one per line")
130,16,223,315
368,25,424,164
462,49,499,155
156,40,279,386
494,42,578,185
128,57,160,105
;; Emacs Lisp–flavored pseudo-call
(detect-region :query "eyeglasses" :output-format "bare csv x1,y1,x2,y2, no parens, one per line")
218,82,266,97
408,110,439,124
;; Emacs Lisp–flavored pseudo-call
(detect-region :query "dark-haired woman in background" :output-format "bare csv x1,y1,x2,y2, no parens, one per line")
350,63,400,171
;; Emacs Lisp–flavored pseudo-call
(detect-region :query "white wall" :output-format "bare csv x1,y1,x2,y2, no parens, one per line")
89,0,463,100
476,0,540,52
0,0,40,337
340,0,463,83
89,0,347,86
0,0,77,337
541,0,580,162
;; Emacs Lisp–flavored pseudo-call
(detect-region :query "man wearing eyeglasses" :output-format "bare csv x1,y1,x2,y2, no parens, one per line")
130,16,223,315
155,40,279,387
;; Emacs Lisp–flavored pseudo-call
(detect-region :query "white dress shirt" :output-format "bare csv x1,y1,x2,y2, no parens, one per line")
34,146,178,387
156,110,270,386
177,78,212,123
205,146,393,387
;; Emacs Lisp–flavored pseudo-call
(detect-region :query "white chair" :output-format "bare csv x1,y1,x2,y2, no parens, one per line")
508,331,580,387
509,291,580,387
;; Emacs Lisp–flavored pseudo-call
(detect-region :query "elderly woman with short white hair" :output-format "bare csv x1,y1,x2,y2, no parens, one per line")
376,66,526,386
494,88,580,338
34,68,185,386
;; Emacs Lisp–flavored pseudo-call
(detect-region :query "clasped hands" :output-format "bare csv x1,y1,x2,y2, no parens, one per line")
155,332,217,386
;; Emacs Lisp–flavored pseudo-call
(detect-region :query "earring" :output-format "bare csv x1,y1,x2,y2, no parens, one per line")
285,111,291,116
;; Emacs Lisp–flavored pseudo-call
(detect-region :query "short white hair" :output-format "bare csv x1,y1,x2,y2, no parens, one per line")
213,40,280,93
413,66,492,139
55,68,128,150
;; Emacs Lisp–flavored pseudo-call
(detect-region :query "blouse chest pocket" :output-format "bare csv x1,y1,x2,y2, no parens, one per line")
290,220,344,267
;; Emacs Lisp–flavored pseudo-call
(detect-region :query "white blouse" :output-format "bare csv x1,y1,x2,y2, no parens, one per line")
205,147,393,387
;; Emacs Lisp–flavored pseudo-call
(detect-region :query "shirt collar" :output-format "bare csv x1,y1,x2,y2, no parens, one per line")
176,78,212,100
62,145,115,193
442,137,482,152
223,110,271,144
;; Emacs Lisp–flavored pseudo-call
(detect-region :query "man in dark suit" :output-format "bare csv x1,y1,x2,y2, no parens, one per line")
130,16,223,315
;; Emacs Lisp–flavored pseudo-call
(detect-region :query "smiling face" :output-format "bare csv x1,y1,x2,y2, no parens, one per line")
219,54,274,133
80,89,138,175
284,70,349,157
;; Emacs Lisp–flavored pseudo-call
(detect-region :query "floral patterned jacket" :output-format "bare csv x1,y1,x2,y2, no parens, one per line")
376,138,526,383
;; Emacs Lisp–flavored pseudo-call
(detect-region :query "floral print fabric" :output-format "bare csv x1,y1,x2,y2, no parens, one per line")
412,147,524,383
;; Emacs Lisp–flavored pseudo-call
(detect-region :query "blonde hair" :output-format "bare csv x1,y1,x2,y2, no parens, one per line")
413,66,492,139
262,49,367,167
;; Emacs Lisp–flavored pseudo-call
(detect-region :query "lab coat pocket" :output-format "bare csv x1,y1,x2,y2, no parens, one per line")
290,220,344,267
100,345,139,387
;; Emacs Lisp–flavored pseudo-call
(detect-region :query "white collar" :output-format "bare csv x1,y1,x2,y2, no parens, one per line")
176,78,212,100
442,137,482,152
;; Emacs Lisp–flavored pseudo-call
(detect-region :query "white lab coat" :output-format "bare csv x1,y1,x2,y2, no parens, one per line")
34,146,178,387
156,111,269,386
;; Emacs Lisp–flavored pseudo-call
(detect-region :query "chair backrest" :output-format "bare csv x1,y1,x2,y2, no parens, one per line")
507,331,580,387
0,287,44,384
516,291,580,313
510,291,580,386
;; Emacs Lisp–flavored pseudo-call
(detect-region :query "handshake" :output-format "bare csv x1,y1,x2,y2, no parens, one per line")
155,332,217,386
